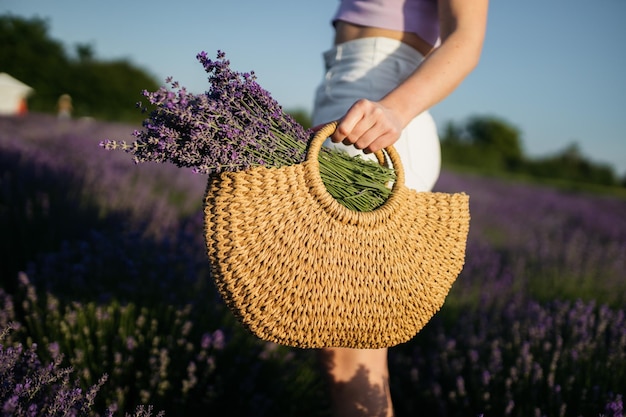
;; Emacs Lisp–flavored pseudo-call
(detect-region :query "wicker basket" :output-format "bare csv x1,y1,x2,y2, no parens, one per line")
203,122,470,348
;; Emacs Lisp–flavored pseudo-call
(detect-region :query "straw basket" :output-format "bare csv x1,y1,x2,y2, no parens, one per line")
203,122,470,348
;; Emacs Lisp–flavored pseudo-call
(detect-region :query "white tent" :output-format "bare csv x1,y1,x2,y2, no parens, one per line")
0,72,34,115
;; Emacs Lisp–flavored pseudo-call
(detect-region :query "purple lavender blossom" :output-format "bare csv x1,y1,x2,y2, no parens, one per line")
100,51,395,212
0,326,113,416
604,394,623,417
102,51,309,175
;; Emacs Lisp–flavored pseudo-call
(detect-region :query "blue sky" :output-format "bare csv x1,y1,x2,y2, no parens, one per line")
2,0,625,175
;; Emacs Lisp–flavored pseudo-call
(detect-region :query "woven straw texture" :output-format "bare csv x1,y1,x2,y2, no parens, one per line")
203,122,470,349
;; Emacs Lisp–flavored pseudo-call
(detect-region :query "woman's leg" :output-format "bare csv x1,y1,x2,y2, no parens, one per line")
318,347,393,417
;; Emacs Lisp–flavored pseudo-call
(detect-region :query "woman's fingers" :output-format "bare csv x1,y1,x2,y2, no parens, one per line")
331,99,403,153
330,100,368,144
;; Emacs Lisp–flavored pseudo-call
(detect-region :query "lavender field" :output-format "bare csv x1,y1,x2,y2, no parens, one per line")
1,113,625,417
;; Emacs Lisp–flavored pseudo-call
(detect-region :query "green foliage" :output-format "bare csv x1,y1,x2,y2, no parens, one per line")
0,15,159,123
69,59,160,122
441,115,524,171
286,108,312,130
465,115,524,168
441,115,623,189
442,116,523,171
525,143,619,187
0,15,314,126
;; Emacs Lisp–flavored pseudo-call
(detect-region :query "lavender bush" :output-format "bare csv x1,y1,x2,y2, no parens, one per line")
2,113,626,416
0,113,207,293
5,273,326,417
0,325,165,417
390,298,626,416
435,171,626,309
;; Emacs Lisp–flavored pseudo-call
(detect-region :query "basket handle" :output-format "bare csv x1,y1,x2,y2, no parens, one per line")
305,121,406,187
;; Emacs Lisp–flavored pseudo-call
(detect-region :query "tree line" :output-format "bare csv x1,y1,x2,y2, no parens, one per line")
1,15,159,122
2,14,623,189
440,116,626,188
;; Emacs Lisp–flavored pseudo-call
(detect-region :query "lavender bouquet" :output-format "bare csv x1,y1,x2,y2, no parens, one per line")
102,51,395,212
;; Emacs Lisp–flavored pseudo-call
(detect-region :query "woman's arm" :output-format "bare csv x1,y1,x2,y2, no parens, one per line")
330,0,489,153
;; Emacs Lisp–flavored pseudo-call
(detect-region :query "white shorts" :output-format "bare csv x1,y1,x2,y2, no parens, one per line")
312,37,441,192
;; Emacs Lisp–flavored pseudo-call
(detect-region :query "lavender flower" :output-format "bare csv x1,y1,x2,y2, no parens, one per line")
604,394,623,417
0,325,110,416
101,51,311,174
101,51,395,212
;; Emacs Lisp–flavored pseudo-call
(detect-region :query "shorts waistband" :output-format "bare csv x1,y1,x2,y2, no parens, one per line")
323,37,425,68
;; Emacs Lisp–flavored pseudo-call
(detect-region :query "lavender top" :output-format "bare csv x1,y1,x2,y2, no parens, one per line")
333,0,440,46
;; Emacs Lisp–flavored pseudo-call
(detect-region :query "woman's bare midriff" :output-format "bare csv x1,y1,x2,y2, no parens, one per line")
334,20,435,57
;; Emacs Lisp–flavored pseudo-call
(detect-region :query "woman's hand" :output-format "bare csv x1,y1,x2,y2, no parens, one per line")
330,98,405,154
